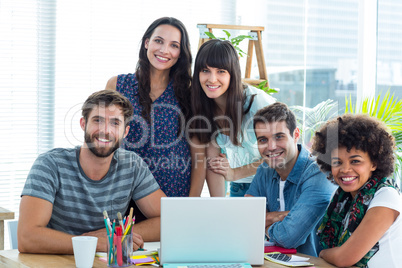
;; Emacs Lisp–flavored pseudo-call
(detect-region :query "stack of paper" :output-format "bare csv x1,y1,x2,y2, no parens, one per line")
131,255,159,265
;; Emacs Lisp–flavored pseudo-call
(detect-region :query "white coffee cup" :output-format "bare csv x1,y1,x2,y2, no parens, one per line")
72,236,98,268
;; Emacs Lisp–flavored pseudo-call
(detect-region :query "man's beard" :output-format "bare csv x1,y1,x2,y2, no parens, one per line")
84,132,121,158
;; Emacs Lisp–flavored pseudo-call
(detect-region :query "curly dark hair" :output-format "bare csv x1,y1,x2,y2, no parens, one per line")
311,113,395,182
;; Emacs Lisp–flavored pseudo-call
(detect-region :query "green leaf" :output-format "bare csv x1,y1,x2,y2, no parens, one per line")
204,30,252,58
257,80,268,89
222,30,231,39
264,88,279,94
344,94,354,113
231,35,252,42
204,32,216,39
235,47,248,57
255,80,278,95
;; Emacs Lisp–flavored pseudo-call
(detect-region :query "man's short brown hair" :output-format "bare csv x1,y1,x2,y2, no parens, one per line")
82,90,134,127
253,102,297,136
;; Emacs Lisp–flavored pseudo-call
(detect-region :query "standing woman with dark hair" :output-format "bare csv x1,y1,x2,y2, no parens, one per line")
105,17,193,202
190,39,275,197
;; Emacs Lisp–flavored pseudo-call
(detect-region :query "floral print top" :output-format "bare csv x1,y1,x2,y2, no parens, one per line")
116,73,191,197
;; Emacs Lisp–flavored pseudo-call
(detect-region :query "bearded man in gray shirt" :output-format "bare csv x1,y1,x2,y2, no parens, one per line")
19,89,165,254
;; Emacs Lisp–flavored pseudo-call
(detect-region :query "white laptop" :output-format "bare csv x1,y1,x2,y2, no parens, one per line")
160,197,266,267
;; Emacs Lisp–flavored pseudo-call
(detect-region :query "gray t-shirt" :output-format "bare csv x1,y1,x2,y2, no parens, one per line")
21,146,160,235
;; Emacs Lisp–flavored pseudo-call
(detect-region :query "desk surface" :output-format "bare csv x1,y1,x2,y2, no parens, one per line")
0,249,336,268
0,208,14,221
0,207,15,251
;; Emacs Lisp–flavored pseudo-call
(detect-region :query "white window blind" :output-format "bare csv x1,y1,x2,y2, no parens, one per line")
0,0,56,218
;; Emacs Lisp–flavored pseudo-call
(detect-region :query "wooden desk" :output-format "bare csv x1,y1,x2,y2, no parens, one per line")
0,207,15,250
0,249,336,268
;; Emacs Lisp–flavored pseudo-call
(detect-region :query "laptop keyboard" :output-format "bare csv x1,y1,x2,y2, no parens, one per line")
182,264,245,268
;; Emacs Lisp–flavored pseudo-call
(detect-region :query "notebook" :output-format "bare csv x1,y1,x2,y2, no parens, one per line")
160,197,266,267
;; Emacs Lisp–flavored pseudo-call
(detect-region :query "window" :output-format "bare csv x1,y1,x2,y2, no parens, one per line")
377,0,402,181
1,0,401,249
0,0,56,218
377,0,402,98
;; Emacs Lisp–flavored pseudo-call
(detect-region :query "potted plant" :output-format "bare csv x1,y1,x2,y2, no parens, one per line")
290,99,339,146
204,30,252,57
345,90,402,180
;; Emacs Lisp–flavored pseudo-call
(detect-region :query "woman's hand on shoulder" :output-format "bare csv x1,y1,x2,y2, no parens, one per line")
207,153,234,181
105,76,118,90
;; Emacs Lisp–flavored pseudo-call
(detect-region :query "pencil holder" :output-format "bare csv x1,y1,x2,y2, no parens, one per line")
107,234,133,267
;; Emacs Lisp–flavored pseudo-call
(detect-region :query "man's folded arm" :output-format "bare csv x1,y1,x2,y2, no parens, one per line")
268,180,332,249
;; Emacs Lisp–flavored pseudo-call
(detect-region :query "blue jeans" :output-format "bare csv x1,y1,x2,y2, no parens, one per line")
230,182,250,197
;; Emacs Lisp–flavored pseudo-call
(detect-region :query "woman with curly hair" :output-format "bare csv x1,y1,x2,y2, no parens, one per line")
311,114,402,267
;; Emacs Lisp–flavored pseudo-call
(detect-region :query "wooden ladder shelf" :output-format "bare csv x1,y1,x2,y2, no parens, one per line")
197,23,269,87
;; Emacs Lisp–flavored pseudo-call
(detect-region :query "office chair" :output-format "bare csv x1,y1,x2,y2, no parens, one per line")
7,220,18,249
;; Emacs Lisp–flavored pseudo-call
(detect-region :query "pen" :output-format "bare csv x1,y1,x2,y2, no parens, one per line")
153,255,160,265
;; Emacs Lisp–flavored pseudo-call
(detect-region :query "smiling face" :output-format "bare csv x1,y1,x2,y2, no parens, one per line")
198,65,231,101
255,121,300,178
144,24,181,72
80,104,129,158
331,147,377,198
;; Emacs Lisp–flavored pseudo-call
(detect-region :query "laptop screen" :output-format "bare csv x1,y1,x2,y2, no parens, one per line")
160,197,266,265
